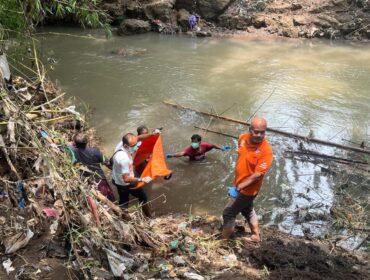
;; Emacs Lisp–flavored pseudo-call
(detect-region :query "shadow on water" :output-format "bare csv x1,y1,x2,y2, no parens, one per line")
38,27,370,237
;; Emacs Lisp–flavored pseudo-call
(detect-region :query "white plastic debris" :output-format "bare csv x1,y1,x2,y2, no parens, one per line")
184,272,205,280
2,259,15,275
50,219,59,235
65,105,81,118
104,248,134,277
5,229,34,254
0,53,11,81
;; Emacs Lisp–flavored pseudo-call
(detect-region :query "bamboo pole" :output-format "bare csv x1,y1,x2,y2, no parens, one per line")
164,101,370,156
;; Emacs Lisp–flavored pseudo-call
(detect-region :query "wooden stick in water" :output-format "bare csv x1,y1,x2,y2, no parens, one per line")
163,101,370,155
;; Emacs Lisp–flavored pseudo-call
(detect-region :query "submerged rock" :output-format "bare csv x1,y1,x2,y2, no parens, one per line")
110,47,147,56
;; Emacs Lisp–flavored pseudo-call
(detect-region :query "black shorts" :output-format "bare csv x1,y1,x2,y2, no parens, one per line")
112,180,148,208
223,193,257,228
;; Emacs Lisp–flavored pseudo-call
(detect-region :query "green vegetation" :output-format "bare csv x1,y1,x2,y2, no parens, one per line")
0,0,111,40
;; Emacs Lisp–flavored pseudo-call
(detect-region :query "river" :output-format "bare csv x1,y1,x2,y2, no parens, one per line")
39,27,370,237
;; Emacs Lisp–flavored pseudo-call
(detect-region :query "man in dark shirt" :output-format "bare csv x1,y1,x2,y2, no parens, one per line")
70,133,115,201
166,134,230,161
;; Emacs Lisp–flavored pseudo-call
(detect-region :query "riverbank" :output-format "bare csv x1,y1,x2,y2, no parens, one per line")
0,63,369,278
102,0,370,41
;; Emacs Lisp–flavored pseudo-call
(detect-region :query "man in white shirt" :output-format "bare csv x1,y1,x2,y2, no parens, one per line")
112,133,152,217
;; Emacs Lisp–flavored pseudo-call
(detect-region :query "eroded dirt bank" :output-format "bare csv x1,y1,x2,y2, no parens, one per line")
102,0,370,40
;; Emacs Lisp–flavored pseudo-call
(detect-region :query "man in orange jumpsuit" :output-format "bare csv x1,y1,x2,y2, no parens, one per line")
222,117,273,242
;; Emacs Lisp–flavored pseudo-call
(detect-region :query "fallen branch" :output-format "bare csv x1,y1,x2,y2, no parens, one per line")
0,134,21,180
164,101,370,155
91,188,131,221
285,150,370,165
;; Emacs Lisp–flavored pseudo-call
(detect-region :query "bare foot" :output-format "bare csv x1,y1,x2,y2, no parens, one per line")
243,234,261,243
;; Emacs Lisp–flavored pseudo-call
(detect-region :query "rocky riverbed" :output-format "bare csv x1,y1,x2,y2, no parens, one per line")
101,0,370,40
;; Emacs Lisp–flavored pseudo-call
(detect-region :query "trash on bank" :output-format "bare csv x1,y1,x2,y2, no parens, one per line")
4,229,34,254
2,259,15,275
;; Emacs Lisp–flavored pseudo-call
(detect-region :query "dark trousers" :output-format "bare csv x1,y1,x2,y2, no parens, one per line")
112,180,148,208
223,193,257,229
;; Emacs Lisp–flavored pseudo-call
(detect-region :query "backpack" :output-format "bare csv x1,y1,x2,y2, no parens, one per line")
105,149,124,170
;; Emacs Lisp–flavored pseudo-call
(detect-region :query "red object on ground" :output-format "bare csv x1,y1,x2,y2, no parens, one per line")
42,208,58,219
87,196,101,227
133,135,172,188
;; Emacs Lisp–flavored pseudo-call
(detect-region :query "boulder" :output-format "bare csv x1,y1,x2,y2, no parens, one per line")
252,15,267,28
218,13,251,30
175,0,196,11
293,15,310,26
117,19,151,35
291,3,303,11
101,2,125,19
197,0,234,20
144,0,175,22
177,9,191,30
339,22,357,35
195,30,212,37
125,1,146,19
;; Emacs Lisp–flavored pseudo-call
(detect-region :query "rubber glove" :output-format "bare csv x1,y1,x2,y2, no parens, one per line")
141,176,152,184
221,145,231,151
227,186,239,198
166,154,174,159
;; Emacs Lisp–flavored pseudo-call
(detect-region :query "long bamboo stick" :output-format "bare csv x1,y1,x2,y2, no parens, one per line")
164,101,370,156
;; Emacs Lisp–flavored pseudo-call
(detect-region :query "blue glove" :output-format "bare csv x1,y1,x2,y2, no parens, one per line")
166,154,174,159
227,186,239,198
221,145,231,151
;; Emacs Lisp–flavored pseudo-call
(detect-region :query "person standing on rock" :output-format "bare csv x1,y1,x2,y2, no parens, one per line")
112,133,153,217
188,14,197,31
222,117,273,242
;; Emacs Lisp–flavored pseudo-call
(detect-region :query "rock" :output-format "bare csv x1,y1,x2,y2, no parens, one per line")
291,3,303,11
152,19,179,34
117,19,151,35
218,3,251,30
110,47,147,56
339,22,357,35
197,0,234,20
144,0,175,22
125,1,146,19
101,2,125,19
184,272,205,280
195,30,212,37
252,15,267,28
313,18,332,28
293,15,310,26
173,256,186,266
337,234,368,251
175,0,195,10
177,9,191,30
317,14,340,26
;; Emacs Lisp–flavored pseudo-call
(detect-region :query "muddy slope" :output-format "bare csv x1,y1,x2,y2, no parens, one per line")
102,0,370,40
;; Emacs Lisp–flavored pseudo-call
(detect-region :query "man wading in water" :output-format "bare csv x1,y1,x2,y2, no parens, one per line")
166,134,230,161
222,117,273,242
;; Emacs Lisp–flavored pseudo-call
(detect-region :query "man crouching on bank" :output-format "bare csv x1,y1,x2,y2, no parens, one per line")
222,117,273,242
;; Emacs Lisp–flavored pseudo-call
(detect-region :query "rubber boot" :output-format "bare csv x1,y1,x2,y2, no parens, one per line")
141,204,152,218
221,227,234,240
247,222,261,242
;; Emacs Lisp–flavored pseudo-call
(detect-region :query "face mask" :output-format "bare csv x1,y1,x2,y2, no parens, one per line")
191,142,200,149
127,144,138,154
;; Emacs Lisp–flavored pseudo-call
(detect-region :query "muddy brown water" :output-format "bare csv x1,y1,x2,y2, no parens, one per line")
38,27,370,238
